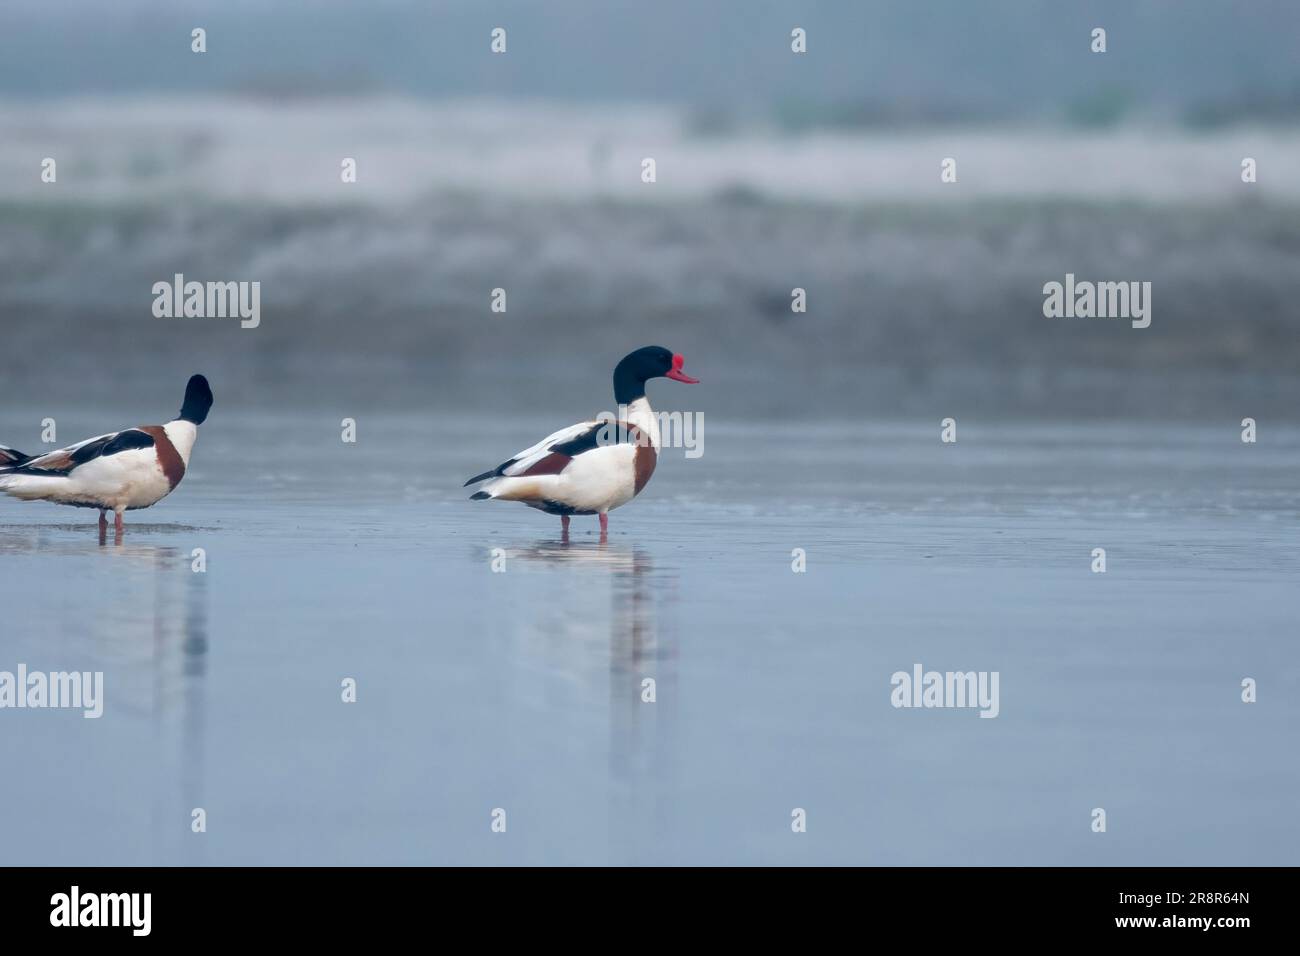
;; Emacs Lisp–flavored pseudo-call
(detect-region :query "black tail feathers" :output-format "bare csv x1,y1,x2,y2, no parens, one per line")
0,445,31,468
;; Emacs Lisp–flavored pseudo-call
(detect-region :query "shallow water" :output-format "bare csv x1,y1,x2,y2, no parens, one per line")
1,413,1296,864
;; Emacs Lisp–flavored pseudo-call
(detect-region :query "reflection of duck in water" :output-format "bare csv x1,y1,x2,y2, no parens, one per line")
464,348,698,538
0,375,213,536
0,524,196,561
506,536,645,572
500,538,664,671
495,535,676,860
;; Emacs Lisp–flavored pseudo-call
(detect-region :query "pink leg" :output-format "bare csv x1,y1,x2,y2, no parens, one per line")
560,515,570,539
598,513,608,535
114,511,124,535
98,510,108,533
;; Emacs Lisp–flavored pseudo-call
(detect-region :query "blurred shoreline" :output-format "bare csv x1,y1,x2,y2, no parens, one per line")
3,96,1298,422
3,95,1299,205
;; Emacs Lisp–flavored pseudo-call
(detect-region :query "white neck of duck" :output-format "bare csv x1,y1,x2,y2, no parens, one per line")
164,420,199,466
621,396,660,450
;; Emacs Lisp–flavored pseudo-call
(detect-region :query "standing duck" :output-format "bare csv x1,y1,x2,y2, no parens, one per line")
0,374,213,534
464,347,698,535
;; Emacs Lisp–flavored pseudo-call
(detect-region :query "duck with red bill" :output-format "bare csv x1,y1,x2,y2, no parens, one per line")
665,353,700,383
464,346,700,536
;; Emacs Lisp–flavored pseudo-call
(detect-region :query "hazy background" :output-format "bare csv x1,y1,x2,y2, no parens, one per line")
1,0,1298,420
1,2,1298,867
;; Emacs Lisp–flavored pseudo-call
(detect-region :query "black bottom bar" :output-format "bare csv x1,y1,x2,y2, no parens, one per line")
0,866,1278,940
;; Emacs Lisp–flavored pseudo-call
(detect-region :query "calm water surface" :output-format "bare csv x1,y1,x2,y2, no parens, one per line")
1,413,1296,864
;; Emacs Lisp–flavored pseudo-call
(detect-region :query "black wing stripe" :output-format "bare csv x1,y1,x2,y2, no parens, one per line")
13,429,155,476
463,420,646,486
76,429,155,464
550,422,645,457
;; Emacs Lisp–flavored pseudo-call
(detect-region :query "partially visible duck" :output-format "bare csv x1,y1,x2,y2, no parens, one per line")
465,346,698,536
0,374,213,534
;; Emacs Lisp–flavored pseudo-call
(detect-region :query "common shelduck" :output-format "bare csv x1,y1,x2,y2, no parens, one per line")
0,374,213,534
464,346,698,535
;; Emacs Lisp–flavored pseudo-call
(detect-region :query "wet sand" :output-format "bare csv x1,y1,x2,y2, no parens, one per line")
1,412,1295,864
